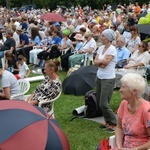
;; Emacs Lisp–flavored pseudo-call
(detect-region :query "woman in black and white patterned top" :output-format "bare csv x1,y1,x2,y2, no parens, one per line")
27,59,61,108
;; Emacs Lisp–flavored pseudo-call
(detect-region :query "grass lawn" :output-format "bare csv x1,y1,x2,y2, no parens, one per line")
28,71,122,150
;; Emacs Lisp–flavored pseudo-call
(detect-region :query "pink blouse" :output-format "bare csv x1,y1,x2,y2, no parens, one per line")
118,100,150,148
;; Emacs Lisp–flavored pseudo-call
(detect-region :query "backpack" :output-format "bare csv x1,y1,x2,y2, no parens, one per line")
84,90,102,118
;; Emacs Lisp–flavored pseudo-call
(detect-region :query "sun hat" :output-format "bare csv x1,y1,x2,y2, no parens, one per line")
74,34,83,41
62,29,71,36
102,29,116,41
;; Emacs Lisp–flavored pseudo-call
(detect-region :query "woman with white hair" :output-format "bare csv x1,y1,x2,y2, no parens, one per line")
115,73,150,149
94,28,117,132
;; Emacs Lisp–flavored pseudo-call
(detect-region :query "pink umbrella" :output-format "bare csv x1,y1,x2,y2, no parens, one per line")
40,13,65,22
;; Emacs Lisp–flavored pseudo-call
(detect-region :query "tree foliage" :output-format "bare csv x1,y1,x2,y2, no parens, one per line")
1,0,150,10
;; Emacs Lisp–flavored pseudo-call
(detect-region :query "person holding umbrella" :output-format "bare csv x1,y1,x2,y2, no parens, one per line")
94,28,117,132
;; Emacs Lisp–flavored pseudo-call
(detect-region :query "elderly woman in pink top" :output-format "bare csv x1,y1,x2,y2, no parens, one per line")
115,73,150,150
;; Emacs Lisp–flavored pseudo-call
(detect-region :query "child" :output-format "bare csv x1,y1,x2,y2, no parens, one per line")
15,55,30,80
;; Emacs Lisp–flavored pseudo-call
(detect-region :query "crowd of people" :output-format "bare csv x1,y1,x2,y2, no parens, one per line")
0,2,150,149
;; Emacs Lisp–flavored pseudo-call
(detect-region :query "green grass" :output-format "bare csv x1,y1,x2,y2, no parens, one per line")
29,71,122,150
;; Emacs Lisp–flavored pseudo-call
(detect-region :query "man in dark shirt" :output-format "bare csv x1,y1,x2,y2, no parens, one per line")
0,29,16,59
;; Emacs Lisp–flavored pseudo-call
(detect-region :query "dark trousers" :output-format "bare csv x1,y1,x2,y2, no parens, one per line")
17,46,33,64
96,77,117,125
61,53,73,70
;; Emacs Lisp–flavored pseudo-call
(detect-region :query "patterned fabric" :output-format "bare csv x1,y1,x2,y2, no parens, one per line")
32,76,61,110
69,54,85,68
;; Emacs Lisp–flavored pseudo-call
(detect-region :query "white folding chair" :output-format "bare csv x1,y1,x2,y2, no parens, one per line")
38,91,61,118
109,135,116,149
10,79,30,100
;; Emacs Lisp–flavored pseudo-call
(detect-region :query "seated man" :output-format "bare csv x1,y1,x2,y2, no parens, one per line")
0,67,20,100
16,26,29,49
116,36,130,68
0,29,16,59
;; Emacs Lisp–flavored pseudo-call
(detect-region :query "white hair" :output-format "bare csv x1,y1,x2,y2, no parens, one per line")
121,73,146,97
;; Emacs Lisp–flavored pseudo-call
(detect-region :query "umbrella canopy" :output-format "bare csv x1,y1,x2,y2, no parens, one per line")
62,65,98,96
0,100,70,150
40,13,65,22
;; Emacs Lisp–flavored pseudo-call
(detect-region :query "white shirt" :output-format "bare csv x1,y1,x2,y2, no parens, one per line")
19,62,29,78
82,38,97,60
13,32,20,47
97,45,117,79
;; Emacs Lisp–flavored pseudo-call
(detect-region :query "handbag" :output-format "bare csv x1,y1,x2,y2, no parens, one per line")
97,139,110,150
116,59,127,68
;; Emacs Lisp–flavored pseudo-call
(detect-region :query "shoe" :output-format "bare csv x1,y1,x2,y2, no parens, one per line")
105,125,116,133
99,122,110,129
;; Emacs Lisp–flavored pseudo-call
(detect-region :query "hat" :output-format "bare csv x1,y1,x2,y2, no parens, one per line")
74,34,83,41
54,22,60,26
16,26,22,31
102,29,116,41
62,29,70,36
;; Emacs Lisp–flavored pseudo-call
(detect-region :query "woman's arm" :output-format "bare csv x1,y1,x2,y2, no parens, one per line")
124,62,144,69
115,117,124,149
0,87,10,99
94,54,114,68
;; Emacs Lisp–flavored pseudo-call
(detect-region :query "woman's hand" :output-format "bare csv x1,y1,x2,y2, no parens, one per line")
123,65,132,69
27,100,38,106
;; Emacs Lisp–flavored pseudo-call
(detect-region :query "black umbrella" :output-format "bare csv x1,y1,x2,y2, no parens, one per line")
62,65,98,96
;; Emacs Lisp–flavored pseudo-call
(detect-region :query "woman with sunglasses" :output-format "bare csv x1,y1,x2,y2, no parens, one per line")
124,41,150,69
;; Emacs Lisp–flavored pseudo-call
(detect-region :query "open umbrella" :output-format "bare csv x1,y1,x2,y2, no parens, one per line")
0,100,70,150
40,13,65,22
62,65,98,96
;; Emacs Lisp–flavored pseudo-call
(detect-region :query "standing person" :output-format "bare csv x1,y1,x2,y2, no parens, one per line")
94,29,117,132
114,73,150,149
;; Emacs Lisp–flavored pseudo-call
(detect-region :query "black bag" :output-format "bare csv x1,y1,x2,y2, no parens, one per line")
116,59,127,68
84,90,102,118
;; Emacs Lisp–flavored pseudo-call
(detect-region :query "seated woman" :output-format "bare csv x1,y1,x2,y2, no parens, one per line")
124,41,150,69
61,33,84,71
69,31,97,68
126,25,141,53
37,28,62,67
29,29,52,66
18,26,42,63
4,51,19,74
26,59,61,110
0,68,20,100
115,73,150,149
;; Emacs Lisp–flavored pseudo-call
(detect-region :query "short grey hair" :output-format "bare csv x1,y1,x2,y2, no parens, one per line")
117,36,125,44
121,73,146,97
